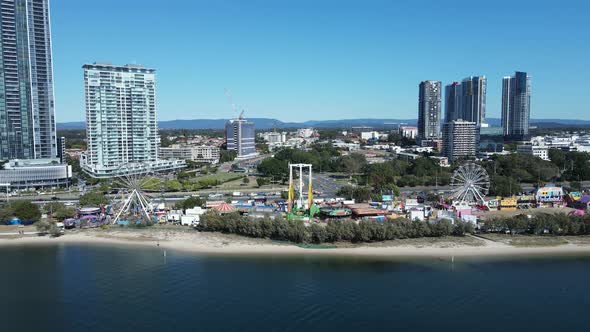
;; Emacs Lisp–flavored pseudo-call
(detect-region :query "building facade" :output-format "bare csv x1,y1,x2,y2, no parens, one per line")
81,63,185,178
442,120,478,162
399,126,418,139
418,80,442,141
297,128,315,138
444,82,462,123
502,71,531,138
0,158,71,190
225,118,256,158
159,145,220,164
260,132,287,144
57,136,65,163
517,143,549,161
461,76,486,126
0,0,57,160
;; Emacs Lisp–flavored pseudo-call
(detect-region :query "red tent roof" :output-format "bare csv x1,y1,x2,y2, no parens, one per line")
213,203,237,213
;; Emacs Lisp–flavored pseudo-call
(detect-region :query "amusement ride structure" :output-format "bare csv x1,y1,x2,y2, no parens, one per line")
112,164,157,224
286,163,319,220
450,163,490,205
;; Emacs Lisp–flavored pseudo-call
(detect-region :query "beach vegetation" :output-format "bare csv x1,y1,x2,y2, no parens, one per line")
196,212,475,245
481,213,590,236
0,201,41,223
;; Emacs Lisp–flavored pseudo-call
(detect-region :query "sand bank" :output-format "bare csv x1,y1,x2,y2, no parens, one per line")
2,229,590,258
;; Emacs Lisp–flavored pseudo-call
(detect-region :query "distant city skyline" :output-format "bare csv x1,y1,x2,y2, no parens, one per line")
49,0,589,122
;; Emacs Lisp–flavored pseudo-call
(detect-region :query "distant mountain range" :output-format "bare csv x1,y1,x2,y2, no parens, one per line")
56,117,590,130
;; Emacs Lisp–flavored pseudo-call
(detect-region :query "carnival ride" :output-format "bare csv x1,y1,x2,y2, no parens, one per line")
450,163,490,206
111,164,158,224
286,163,320,220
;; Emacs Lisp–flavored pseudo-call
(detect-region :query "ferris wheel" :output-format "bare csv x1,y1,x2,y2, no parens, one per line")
112,164,158,224
450,163,490,205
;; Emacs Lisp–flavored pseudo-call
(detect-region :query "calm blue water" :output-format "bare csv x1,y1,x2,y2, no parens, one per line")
1,244,590,332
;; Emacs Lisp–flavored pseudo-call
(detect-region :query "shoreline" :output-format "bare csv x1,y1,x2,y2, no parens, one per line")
3,230,590,259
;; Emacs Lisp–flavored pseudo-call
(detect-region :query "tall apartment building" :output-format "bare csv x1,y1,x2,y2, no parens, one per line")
442,120,478,162
461,76,486,126
81,63,185,178
57,136,65,163
418,80,442,141
444,82,462,123
444,76,486,126
225,117,257,159
502,71,531,139
0,0,57,160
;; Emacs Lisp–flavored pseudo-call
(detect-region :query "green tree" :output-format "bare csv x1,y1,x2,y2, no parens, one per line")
257,158,288,181
220,149,238,163
309,223,328,244
340,153,367,178
35,219,61,237
35,219,52,233
490,176,522,197
79,191,108,206
11,201,41,222
165,179,182,192
337,185,372,202
256,177,270,187
53,207,77,220
44,202,65,215
174,196,205,210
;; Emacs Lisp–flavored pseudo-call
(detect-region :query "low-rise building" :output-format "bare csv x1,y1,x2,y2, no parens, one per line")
159,145,220,164
332,140,360,151
399,126,418,139
360,131,380,140
259,132,287,144
0,159,72,190
395,152,420,161
297,128,315,138
517,143,550,161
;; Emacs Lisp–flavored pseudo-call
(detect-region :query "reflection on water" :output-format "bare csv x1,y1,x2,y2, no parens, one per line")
1,244,590,332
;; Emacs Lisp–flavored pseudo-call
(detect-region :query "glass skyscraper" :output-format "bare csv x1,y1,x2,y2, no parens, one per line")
225,118,257,158
0,0,56,160
502,71,531,138
444,76,486,127
418,80,442,140
444,82,461,123
460,76,486,126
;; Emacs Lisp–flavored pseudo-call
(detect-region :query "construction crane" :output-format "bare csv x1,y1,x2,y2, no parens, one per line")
225,88,246,120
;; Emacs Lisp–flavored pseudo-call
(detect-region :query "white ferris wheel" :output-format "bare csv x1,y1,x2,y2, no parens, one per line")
450,163,490,205
112,164,158,224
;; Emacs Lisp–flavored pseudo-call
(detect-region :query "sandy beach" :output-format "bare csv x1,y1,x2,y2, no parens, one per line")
3,226,590,258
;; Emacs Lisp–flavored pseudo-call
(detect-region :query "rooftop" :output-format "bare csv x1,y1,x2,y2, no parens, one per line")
83,62,156,73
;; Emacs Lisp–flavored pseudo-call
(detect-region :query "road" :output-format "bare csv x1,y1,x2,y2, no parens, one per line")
313,173,342,197
6,178,589,205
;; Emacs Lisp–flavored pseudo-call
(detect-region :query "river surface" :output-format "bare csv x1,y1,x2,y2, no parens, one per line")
1,244,590,332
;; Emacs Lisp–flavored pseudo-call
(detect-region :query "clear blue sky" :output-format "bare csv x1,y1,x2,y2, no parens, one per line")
51,0,589,122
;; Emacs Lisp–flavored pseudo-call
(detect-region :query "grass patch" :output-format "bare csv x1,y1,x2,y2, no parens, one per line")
480,234,569,247
193,173,244,184
297,244,338,249
362,236,486,248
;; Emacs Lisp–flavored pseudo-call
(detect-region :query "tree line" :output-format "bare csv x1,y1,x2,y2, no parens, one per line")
196,212,474,244
481,213,590,236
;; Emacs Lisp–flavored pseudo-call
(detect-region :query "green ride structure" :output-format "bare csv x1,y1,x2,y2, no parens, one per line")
286,163,320,221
